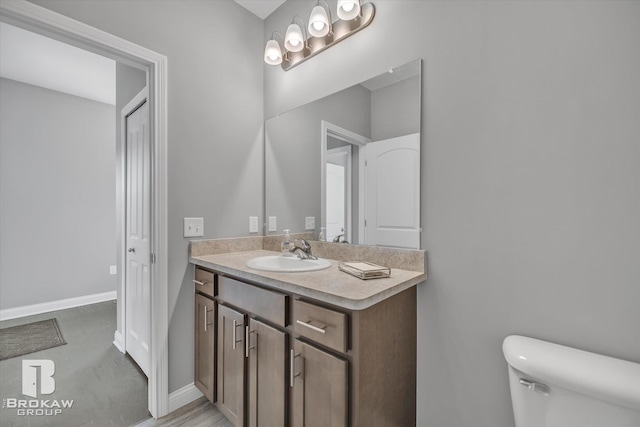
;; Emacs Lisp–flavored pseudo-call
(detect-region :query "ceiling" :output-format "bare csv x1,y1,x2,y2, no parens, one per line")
0,22,116,105
234,0,286,19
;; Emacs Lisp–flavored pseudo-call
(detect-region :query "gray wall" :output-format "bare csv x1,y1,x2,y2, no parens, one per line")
265,83,370,234
265,1,640,426
0,78,117,309
30,0,265,393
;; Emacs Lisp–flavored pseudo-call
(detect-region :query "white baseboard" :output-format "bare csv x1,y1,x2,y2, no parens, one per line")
168,383,204,414
0,290,117,321
113,330,125,353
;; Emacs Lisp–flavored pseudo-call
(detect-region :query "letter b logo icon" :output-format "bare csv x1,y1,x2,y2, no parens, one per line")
22,360,55,398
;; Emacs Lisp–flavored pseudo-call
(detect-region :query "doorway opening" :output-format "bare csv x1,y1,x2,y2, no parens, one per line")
320,120,370,245
0,0,169,417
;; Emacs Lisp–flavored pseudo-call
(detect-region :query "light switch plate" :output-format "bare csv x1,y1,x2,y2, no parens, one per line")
184,217,204,237
305,216,315,230
268,216,277,232
110,265,117,275
249,216,259,233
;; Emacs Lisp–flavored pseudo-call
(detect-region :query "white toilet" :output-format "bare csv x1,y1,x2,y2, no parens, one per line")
503,335,640,427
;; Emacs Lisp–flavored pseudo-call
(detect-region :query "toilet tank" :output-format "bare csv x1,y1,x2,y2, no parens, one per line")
502,335,640,427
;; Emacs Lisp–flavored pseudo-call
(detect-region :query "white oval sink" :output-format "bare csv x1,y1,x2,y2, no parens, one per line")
246,255,331,273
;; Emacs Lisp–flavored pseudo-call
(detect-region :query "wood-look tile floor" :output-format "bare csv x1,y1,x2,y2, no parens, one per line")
0,301,149,426
133,398,233,427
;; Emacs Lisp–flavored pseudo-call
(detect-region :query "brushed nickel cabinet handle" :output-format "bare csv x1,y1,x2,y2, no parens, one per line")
290,349,302,387
296,319,327,334
204,306,213,332
232,320,243,350
192,279,206,286
245,328,256,358
233,320,237,349
245,325,249,358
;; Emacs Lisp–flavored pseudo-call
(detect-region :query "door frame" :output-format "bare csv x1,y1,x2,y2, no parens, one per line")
0,0,169,418
120,87,149,373
320,120,370,244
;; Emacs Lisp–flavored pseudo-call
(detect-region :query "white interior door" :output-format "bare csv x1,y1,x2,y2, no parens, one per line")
326,146,351,243
125,97,151,376
364,133,420,249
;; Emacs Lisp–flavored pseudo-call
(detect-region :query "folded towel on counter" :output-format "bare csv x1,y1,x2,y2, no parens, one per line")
338,261,391,280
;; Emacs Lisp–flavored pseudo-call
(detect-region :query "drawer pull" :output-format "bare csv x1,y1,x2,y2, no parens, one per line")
296,319,327,334
193,279,207,286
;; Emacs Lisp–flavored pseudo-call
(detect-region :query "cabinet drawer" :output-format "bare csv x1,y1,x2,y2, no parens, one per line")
217,276,287,327
194,267,215,298
293,300,347,353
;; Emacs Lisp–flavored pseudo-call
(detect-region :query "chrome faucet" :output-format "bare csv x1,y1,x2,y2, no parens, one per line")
289,238,317,260
333,228,349,243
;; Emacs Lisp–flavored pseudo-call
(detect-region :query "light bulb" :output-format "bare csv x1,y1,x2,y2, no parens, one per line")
342,3,354,12
308,4,330,37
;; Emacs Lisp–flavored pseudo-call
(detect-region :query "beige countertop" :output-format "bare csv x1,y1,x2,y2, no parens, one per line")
190,249,426,311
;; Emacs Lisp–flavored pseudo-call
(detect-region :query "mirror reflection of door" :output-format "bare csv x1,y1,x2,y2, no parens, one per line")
364,133,420,249
326,145,352,243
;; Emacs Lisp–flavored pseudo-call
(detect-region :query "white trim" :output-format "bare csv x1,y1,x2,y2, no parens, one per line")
0,291,117,321
113,330,125,353
320,120,370,244
167,383,204,414
0,0,169,418
119,86,149,358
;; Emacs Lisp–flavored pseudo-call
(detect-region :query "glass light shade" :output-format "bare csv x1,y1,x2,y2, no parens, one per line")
264,39,282,65
337,0,360,20
308,5,330,37
285,23,304,52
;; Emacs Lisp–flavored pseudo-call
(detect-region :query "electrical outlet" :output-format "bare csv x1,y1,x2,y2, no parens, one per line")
305,216,315,230
110,265,117,275
268,216,277,232
184,217,204,237
249,216,259,233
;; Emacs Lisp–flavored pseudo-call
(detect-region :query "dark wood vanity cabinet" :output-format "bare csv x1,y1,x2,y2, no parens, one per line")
194,267,215,403
194,266,416,427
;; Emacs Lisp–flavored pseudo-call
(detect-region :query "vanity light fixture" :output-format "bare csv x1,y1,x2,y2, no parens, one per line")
264,0,375,71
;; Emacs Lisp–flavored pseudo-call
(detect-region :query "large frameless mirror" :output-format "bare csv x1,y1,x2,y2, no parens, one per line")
265,59,421,249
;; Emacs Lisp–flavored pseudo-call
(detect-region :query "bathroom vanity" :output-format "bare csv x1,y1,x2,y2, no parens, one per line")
190,240,425,427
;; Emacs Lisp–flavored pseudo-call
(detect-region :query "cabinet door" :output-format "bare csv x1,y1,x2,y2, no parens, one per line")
194,293,215,402
248,318,287,427
217,304,246,427
292,339,348,427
